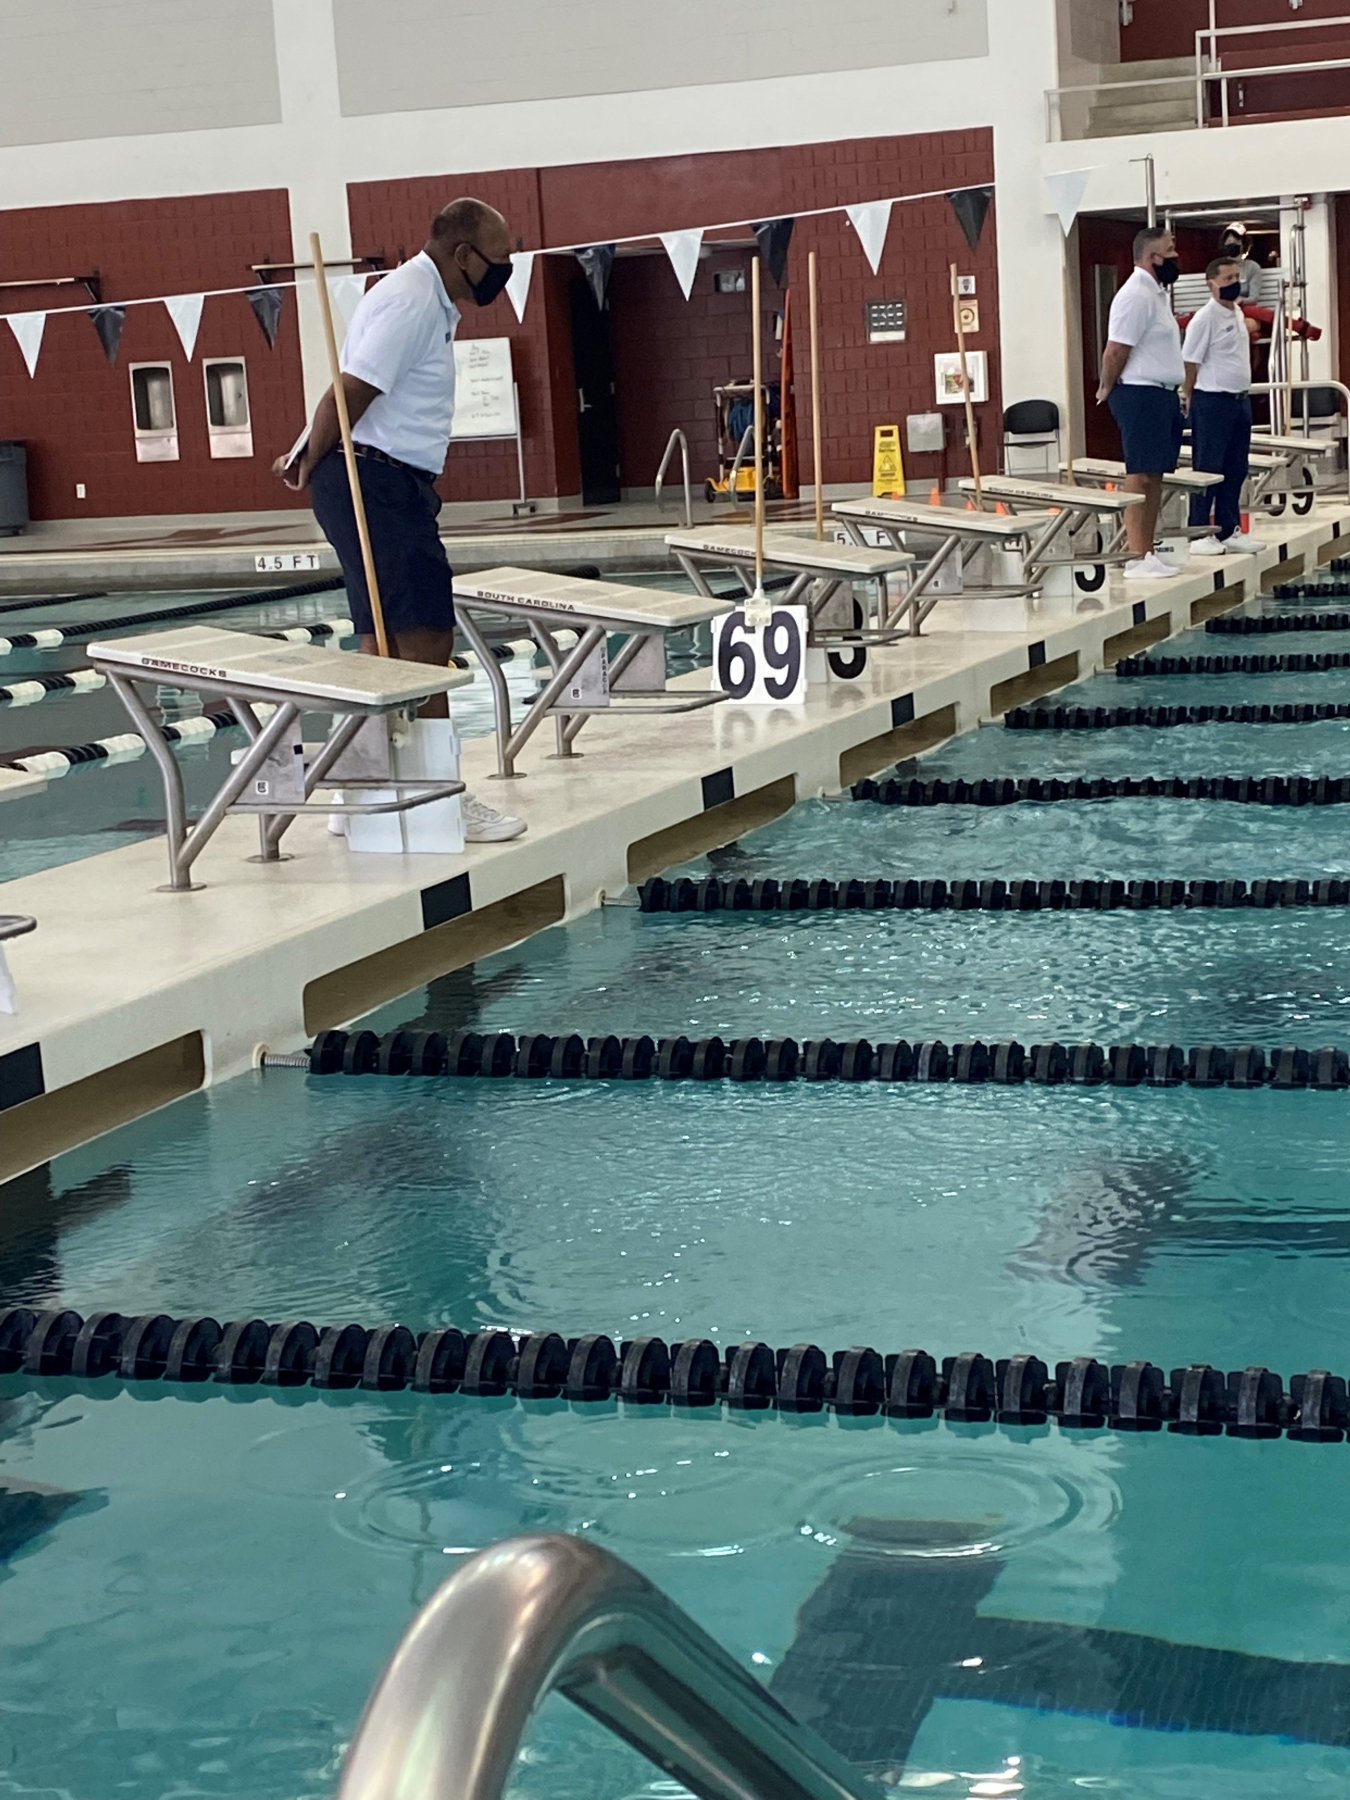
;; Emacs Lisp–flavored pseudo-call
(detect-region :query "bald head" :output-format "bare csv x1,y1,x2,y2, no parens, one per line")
426,196,513,307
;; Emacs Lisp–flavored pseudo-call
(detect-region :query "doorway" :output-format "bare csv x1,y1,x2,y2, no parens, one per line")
569,278,622,505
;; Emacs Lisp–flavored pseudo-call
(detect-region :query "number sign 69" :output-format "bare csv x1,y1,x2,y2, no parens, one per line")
713,607,808,704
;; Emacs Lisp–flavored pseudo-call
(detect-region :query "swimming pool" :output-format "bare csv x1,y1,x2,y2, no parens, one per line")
5,587,1350,1800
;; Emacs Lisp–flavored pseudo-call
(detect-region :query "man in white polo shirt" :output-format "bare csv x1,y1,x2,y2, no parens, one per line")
1181,254,1264,556
277,196,525,842
1095,225,1185,580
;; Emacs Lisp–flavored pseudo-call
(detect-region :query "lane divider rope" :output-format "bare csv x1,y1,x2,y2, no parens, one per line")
852,773,1350,806
1006,701,1350,729
2,709,240,775
0,576,345,654
635,875,1350,913
0,619,355,709
1,1304,1343,1439
1208,607,1350,634
1118,653,1350,675
294,1027,1350,1090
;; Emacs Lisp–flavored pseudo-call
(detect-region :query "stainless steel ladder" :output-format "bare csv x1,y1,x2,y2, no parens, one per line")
336,1532,866,1800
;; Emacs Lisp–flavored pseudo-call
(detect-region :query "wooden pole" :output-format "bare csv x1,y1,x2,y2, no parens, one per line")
950,261,983,509
752,253,766,596
808,249,824,541
311,230,389,657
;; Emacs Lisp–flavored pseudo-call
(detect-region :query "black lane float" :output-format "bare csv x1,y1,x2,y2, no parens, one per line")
2,1305,1346,1440
1007,701,1350,729
1118,653,1350,675
1,709,241,774
853,773,1350,806
297,1027,1350,1091
636,875,1350,913
1208,609,1350,634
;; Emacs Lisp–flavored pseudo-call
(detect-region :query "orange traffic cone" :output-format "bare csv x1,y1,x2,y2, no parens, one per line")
929,484,941,506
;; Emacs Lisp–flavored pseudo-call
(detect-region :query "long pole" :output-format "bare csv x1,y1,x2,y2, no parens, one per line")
950,262,983,508
752,253,765,591
808,249,824,541
311,230,389,657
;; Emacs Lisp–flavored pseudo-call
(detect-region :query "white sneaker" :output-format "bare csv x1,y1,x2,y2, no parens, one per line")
1123,557,1156,580
462,793,526,842
1148,550,1182,574
1189,535,1227,557
1224,531,1266,551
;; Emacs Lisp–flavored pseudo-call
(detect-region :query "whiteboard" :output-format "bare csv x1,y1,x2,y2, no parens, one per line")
450,337,516,439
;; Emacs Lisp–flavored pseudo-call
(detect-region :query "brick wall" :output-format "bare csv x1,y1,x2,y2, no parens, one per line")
0,190,305,519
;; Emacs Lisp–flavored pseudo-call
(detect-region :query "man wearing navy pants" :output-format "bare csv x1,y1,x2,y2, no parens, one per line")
1182,255,1265,556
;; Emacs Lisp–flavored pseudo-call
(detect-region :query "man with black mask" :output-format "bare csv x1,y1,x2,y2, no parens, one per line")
1096,225,1185,579
276,196,525,841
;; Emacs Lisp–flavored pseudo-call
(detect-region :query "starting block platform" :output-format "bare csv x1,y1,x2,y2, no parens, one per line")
87,626,469,891
453,566,730,778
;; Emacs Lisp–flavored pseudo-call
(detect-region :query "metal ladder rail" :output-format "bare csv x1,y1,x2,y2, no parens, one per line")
335,1532,867,1800
655,427,693,527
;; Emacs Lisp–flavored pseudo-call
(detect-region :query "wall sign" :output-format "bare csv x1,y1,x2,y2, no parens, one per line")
865,299,907,343
934,350,988,405
255,551,320,572
450,338,516,439
713,607,809,703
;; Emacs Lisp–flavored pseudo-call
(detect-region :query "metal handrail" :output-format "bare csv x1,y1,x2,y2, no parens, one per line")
728,423,755,511
335,1533,866,1800
654,426,692,527
1046,27,1350,138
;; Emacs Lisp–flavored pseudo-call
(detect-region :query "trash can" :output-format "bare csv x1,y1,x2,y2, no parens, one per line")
0,442,29,535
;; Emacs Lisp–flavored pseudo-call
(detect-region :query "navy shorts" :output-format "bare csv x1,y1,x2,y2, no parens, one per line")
1108,384,1183,476
310,447,454,637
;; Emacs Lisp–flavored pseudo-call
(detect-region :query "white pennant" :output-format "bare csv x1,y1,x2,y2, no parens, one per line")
505,252,535,324
1045,169,1091,236
659,228,703,300
330,273,368,335
163,292,205,360
7,311,45,378
845,200,893,275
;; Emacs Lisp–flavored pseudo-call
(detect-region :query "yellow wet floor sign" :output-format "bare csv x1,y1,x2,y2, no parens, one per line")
873,425,905,497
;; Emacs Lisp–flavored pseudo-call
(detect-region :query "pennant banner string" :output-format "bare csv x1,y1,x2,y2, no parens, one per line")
0,180,999,326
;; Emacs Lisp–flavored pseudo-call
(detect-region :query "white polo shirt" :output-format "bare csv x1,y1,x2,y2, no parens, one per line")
1107,265,1185,388
342,252,460,474
1181,297,1251,394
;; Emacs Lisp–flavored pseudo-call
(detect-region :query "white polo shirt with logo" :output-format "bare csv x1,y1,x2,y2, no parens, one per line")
1181,298,1252,394
1107,265,1185,388
341,251,461,474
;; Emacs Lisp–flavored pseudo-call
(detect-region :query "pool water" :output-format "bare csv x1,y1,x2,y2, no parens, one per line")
6,591,1350,1800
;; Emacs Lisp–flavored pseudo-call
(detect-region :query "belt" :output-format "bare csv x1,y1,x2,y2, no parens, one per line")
1122,381,1180,392
353,443,434,476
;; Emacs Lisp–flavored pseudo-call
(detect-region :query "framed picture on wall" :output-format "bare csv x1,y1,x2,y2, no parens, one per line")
934,350,988,405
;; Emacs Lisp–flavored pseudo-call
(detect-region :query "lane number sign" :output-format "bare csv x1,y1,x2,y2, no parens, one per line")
712,607,808,704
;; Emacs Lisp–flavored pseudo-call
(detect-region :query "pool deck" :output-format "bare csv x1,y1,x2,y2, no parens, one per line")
0,502,1345,1179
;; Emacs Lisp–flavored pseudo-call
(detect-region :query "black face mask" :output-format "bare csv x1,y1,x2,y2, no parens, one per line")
1154,256,1180,286
1219,279,1242,302
463,249,512,307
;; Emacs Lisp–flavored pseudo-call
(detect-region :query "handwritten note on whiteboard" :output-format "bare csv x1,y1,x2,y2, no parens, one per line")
450,337,516,439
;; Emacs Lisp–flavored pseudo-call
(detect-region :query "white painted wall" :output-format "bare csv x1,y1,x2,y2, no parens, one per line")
332,0,987,115
0,0,281,146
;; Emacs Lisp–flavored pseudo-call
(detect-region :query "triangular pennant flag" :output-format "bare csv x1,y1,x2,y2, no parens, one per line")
575,244,616,309
1044,169,1091,236
247,284,284,349
505,251,534,323
845,201,893,276
752,218,794,287
330,273,368,334
948,185,993,252
88,304,125,367
164,292,204,360
659,228,703,299
6,311,45,378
